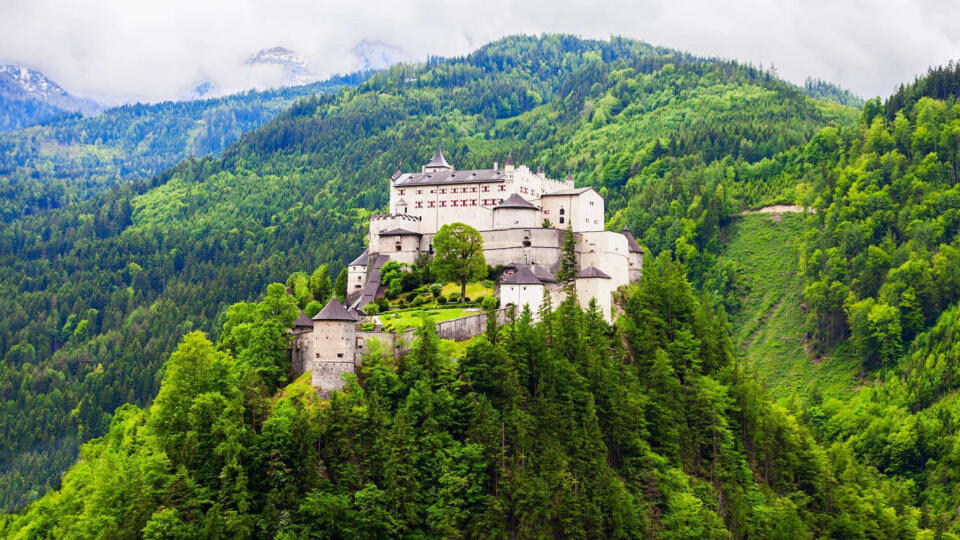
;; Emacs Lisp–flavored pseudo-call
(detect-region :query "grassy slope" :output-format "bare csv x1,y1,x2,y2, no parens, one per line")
723,212,858,402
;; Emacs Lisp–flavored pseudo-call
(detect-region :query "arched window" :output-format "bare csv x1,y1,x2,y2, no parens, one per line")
395,241,402,251
559,217,565,224
559,208,565,215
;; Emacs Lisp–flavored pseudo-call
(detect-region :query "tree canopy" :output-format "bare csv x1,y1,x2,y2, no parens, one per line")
431,222,486,302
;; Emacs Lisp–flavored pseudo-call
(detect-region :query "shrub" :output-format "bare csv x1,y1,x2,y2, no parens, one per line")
437,295,447,304
375,297,389,312
448,291,461,302
363,303,379,315
430,284,443,298
412,295,427,307
481,296,498,311
304,300,322,318
482,279,494,289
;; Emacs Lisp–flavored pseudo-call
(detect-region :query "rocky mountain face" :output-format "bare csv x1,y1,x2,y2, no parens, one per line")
0,63,102,131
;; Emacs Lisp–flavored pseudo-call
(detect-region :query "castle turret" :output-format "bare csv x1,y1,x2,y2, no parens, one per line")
500,264,544,314
310,298,359,398
422,144,452,173
493,193,538,229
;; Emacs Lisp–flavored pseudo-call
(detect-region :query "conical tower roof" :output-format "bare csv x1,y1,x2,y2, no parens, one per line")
313,297,359,321
621,227,644,253
424,144,451,169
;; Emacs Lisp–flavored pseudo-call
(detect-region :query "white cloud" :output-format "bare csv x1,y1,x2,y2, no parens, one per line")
0,0,957,102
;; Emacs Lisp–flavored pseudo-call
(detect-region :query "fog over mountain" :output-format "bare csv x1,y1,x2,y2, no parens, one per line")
0,0,957,102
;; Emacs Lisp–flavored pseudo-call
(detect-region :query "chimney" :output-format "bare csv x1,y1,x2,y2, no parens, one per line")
493,161,498,170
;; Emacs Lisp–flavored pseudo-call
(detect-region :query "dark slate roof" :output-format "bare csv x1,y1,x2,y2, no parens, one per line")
380,228,421,236
425,145,451,168
505,154,515,166
621,228,644,253
501,264,542,285
394,168,505,186
395,199,408,206
532,264,558,283
349,254,389,310
542,187,594,196
295,311,315,327
578,265,612,279
349,248,370,266
494,193,538,210
565,172,574,182
313,298,359,321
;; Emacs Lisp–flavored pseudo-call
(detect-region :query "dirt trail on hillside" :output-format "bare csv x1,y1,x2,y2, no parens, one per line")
741,205,813,214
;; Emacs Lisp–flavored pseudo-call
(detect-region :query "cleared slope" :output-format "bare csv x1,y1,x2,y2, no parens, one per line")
722,212,858,401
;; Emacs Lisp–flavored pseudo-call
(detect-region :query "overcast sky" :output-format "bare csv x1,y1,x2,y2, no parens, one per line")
1,0,958,103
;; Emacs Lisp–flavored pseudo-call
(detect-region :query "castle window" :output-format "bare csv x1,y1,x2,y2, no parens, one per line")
337,353,344,358
416,189,423,195
398,189,405,195
544,209,550,214
440,188,446,194
451,201,458,207
498,185,506,192
440,201,447,207
482,186,490,192
559,208,565,215
428,201,435,208
471,187,477,193
396,242,402,251
415,201,423,209
559,217,565,224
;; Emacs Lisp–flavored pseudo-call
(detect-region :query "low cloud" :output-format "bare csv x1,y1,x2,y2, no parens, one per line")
1,0,957,102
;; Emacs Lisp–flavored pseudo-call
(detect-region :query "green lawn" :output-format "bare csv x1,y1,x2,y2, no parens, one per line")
441,281,493,300
723,213,859,402
378,306,480,332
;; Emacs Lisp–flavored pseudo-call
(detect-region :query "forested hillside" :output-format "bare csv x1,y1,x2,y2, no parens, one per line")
0,259,923,538
0,72,364,223
0,34,858,513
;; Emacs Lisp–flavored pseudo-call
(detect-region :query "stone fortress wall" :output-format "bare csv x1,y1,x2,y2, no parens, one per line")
297,148,644,397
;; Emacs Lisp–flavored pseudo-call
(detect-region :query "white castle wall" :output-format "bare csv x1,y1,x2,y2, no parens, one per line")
538,189,604,232
501,282,545,314
493,207,538,229
579,231,630,284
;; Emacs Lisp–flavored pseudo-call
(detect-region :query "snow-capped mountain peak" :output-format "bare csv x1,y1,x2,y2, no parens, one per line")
244,47,315,86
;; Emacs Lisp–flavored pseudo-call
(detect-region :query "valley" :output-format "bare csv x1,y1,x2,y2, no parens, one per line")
1,31,960,538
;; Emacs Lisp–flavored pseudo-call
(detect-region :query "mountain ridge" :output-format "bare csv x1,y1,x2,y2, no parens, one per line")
0,33,859,518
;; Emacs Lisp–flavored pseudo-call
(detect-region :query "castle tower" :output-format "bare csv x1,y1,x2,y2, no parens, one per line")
493,193,538,229
310,298,359,398
499,264,544,314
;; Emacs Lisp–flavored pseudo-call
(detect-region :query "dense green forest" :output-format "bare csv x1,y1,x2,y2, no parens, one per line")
1,259,926,538
722,78,960,531
0,34,863,513
0,72,365,223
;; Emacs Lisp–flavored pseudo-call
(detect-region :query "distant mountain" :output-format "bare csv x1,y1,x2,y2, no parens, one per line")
0,72,369,222
178,43,408,100
0,63,102,131
353,39,409,71
245,46,316,86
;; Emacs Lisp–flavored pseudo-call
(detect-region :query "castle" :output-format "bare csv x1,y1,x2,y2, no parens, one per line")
293,147,643,396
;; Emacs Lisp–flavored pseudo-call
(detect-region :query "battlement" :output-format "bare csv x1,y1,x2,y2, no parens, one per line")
370,213,422,222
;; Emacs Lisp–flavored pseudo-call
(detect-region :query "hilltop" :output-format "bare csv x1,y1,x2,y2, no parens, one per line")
0,34,858,513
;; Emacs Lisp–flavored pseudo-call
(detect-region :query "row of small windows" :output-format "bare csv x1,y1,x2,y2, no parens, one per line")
397,185,507,196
